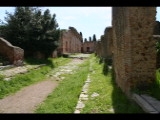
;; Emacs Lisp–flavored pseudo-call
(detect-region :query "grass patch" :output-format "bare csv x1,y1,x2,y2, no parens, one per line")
0,57,71,99
35,58,90,113
0,74,5,81
151,69,160,100
81,55,144,113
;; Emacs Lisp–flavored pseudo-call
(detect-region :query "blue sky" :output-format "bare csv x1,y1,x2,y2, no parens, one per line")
0,7,160,40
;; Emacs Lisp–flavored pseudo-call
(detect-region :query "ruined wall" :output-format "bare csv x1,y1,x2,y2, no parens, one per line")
52,50,57,58
153,21,160,68
100,35,105,58
112,7,156,95
105,27,113,58
95,41,102,58
58,27,82,55
0,37,24,66
101,26,113,59
82,41,96,53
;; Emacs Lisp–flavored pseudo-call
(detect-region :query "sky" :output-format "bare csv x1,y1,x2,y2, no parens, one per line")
0,7,160,40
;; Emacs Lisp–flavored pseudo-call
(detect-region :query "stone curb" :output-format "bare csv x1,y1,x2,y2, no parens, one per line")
132,93,159,113
74,74,90,114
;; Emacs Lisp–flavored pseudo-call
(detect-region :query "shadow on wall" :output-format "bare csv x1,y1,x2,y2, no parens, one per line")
110,67,144,113
0,55,10,65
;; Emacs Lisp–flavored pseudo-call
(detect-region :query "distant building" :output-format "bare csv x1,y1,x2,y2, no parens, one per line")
81,41,96,53
57,26,97,56
57,27,83,56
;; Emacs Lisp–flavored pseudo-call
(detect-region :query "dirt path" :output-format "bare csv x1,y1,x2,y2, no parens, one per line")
0,54,90,113
0,79,58,113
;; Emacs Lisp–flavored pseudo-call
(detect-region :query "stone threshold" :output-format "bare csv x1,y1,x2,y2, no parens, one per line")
132,93,160,113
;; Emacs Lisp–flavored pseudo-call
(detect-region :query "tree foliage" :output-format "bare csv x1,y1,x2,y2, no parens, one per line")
0,7,60,58
156,41,160,54
79,32,82,37
89,36,92,41
93,34,97,41
84,38,87,42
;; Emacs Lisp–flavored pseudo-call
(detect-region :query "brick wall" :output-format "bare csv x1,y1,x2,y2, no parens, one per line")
154,21,160,68
82,41,96,53
112,7,156,96
58,27,82,55
101,26,113,59
0,37,24,66
95,41,102,58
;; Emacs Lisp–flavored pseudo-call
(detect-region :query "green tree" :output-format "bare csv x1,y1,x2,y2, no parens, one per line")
84,38,87,42
35,9,60,58
3,7,33,47
80,32,82,37
1,7,60,58
89,36,92,41
93,34,97,41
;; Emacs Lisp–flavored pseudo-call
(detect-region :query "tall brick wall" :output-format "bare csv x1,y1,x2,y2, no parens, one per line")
154,21,160,68
82,41,96,53
100,35,105,58
112,7,156,96
58,27,82,55
101,26,113,59
0,37,24,66
95,41,102,58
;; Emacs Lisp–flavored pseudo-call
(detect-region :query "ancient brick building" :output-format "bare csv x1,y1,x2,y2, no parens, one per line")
82,41,96,53
112,7,156,96
57,27,83,56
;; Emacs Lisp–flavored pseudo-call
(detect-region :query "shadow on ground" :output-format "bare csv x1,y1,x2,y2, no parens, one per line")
102,63,145,113
25,58,55,68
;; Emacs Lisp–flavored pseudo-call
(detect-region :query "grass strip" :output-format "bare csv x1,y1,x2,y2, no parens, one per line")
81,55,144,113
0,57,71,99
35,58,90,113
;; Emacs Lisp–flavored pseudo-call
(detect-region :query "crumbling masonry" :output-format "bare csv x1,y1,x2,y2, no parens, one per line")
100,26,113,59
0,37,24,66
57,27,82,56
112,7,156,96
